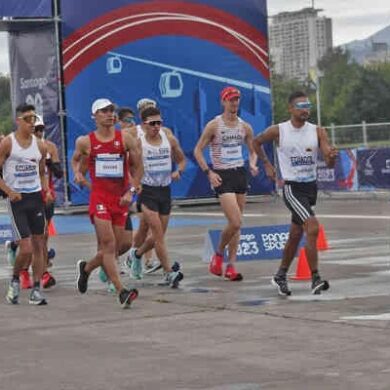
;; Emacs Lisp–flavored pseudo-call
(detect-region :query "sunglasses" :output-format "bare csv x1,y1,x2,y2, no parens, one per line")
145,120,162,126
34,127,44,133
18,114,38,124
294,102,312,110
123,117,135,124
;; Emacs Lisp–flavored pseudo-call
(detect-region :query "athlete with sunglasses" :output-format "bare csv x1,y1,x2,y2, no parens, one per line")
0,104,51,305
253,91,338,296
126,106,186,288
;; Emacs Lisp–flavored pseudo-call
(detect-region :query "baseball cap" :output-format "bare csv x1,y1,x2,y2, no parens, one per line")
220,86,241,101
136,98,157,112
91,98,115,114
35,114,45,127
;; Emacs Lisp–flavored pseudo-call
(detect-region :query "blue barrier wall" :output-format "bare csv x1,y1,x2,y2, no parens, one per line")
60,0,273,205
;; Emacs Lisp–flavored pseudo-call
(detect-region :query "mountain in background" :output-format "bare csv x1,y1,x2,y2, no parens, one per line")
341,24,390,64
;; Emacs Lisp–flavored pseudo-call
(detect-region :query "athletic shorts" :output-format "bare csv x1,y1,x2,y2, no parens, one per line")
44,202,55,222
213,167,248,196
282,181,317,225
125,212,133,231
89,191,128,227
138,184,171,215
7,191,45,239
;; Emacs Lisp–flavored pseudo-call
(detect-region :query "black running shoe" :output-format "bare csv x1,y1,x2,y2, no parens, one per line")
76,259,89,294
118,288,139,309
271,275,291,296
311,277,330,295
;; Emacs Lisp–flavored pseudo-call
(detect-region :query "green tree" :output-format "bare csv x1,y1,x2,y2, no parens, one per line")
0,73,12,135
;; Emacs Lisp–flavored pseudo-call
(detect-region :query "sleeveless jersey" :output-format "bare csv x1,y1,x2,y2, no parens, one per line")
140,131,172,187
210,115,246,169
277,120,318,182
3,133,42,193
88,130,129,195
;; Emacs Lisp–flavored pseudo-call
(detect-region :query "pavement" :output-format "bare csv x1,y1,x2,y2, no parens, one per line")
0,196,389,390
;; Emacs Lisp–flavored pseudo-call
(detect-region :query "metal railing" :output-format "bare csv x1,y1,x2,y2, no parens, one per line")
326,122,390,148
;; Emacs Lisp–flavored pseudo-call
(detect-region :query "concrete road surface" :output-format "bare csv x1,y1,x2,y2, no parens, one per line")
0,196,389,390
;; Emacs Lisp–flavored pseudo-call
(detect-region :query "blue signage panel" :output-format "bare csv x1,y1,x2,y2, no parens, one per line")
0,0,52,17
204,224,305,262
60,0,273,205
357,148,390,190
0,224,14,244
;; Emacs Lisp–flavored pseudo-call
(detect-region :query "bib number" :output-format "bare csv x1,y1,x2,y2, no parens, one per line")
95,154,124,178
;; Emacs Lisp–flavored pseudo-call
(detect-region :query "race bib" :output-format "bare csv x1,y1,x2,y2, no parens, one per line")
145,155,171,173
95,154,124,178
221,144,242,161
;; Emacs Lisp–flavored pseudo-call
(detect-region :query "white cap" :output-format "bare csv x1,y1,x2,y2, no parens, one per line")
136,98,157,112
35,114,44,127
91,98,115,114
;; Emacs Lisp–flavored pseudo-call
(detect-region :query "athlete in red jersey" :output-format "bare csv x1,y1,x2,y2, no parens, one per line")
72,98,143,308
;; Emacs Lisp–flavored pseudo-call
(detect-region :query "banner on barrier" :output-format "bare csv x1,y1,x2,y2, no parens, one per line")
0,224,14,244
61,0,273,205
9,26,65,205
203,224,304,262
317,149,358,191
357,148,390,189
0,0,52,17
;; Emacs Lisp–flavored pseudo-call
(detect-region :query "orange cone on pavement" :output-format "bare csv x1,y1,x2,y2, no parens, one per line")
290,248,311,280
48,220,57,236
317,224,329,251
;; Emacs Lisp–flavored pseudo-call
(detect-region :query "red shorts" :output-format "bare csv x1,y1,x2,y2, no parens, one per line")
89,192,128,227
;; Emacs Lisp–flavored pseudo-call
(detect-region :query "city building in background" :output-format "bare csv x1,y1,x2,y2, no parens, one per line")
269,7,332,81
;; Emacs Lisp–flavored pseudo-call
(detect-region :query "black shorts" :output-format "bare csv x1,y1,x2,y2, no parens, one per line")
213,167,248,196
282,181,317,225
7,191,46,239
44,202,55,222
139,184,171,215
125,212,133,231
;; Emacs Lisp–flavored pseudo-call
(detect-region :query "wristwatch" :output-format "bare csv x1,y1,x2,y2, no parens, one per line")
204,168,210,175
129,186,136,194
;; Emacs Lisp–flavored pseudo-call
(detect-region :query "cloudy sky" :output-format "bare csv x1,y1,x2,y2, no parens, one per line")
0,0,389,74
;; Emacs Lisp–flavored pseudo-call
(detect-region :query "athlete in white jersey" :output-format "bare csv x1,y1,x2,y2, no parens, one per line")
0,103,51,305
194,86,259,281
253,91,338,296
126,106,186,288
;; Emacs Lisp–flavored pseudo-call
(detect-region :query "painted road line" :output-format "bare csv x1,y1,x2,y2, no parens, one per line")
339,313,390,321
172,211,390,220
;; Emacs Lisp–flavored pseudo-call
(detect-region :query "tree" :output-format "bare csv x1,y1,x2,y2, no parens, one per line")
0,74,12,135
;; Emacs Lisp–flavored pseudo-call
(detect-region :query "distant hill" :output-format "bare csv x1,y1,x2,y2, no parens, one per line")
341,25,390,64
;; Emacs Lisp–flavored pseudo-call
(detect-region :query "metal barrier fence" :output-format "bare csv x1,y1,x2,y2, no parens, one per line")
326,122,390,148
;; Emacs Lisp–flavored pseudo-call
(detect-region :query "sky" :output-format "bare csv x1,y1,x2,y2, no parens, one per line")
0,0,389,74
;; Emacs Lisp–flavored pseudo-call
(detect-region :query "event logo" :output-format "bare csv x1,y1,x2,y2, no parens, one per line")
261,232,289,251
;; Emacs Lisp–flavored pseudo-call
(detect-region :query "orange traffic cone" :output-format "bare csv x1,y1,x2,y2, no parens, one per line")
48,220,57,236
317,224,329,251
290,248,311,280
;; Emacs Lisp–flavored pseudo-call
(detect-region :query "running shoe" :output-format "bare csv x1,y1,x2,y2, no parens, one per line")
224,264,243,281
209,253,223,276
169,270,183,288
128,248,143,280
118,288,138,309
144,260,162,275
271,275,291,296
76,259,89,294
29,288,48,305
42,271,56,289
5,240,17,266
20,269,32,289
107,281,116,294
311,277,330,295
6,279,20,305
98,266,108,283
